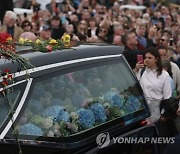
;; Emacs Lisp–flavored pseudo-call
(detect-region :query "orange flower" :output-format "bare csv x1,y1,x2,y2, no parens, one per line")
6,37,12,42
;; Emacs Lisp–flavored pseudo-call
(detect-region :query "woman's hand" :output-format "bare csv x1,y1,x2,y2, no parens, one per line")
134,61,145,72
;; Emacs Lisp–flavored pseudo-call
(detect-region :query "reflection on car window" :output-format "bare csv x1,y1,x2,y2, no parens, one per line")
16,62,145,137
0,90,21,128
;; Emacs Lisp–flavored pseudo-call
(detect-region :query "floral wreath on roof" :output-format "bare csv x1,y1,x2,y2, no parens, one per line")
18,33,71,52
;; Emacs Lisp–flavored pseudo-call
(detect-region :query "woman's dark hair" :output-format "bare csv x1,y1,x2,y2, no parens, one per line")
21,20,32,29
162,60,173,78
144,47,163,76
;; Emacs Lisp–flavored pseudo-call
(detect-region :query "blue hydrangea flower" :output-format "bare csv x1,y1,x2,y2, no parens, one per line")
127,96,141,110
76,108,95,129
123,95,141,113
32,84,45,96
42,105,64,119
73,83,84,89
28,99,43,114
53,79,66,91
74,83,91,97
52,98,64,106
90,103,107,123
56,110,70,122
71,93,85,107
123,103,135,113
103,91,124,109
18,123,43,136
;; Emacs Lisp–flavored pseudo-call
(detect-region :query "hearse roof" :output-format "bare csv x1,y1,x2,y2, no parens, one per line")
0,43,124,73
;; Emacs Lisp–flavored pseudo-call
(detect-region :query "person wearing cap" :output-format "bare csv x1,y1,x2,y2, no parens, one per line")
39,24,52,41
0,11,23,41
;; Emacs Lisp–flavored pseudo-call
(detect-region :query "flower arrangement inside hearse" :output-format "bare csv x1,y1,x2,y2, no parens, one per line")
16,87,143,137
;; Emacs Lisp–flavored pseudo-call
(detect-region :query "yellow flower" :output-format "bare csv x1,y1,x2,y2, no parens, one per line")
64,41,70,47
35,39,41,45
19,37,25,44
25,39,32,43
61,34,71,47
49,39,58,44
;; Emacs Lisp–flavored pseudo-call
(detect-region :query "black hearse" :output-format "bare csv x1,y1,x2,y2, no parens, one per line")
0,43,159,154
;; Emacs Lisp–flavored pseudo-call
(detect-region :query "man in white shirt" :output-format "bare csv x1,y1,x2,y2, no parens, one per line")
158,46,180,98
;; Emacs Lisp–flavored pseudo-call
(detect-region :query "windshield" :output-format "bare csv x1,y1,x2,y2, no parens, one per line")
15,61,147,138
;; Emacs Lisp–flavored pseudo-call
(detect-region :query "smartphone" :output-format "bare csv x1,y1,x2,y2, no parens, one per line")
169,38,173,46
151,19,159,25
137,54,144,63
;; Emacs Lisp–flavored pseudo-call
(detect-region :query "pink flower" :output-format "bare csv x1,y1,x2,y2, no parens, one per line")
46,45,52,52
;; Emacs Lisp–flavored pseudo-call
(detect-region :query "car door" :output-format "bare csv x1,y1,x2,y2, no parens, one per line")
1,54,151,153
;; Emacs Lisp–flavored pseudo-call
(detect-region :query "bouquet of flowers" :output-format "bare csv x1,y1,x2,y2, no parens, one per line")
0,32,33,71
18,33,71,52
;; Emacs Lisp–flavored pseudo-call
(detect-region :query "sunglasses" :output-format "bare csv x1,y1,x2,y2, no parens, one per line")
100,29,107,33
160,38,167,42
24,24,31,27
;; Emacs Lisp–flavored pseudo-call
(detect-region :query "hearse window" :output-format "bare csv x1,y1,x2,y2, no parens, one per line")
16,62,145,137
0,90,21,128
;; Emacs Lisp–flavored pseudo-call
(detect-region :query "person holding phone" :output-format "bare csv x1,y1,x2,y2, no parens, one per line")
122,31,144,70
135,47,172,123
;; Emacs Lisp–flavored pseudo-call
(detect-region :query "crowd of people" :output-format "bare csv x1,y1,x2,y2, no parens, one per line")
0,0,180,153
0,0,179,67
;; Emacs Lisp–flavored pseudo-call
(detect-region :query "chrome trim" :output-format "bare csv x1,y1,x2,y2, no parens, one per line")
0,80,28,92
14,54,122,78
